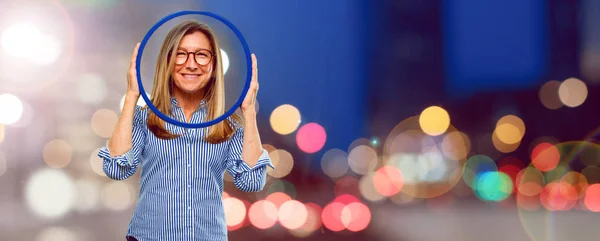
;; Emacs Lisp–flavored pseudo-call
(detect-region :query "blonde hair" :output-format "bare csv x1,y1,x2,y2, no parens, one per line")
144,20,241,144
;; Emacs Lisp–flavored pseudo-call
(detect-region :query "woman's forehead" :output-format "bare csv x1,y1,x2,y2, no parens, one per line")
178,32,211,51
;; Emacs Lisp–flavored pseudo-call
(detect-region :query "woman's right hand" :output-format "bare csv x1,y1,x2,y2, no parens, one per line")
127,42,141,97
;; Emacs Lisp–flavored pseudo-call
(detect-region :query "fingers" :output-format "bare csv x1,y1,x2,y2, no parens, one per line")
251,53,258,82
130,42,140,67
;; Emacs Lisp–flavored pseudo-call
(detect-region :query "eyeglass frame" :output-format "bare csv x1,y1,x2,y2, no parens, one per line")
172,48,215,66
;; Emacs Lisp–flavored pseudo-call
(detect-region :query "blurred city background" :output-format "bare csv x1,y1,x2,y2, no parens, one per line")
0,0,599,240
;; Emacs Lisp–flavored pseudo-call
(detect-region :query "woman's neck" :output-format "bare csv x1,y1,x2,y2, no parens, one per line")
172,88,206,112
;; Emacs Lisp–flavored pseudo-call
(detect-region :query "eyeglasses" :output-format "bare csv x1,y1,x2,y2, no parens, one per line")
174,49,213,66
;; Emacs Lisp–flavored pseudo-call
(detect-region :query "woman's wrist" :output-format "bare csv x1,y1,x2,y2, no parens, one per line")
125,91,140,101
242,109,256,119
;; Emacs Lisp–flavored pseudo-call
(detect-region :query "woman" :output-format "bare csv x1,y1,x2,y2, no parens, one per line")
97,20,274,241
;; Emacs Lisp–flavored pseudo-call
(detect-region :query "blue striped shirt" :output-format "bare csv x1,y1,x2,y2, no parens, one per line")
97,97,274,241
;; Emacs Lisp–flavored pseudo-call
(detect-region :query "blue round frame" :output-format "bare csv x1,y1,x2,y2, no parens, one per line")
136,11,251,128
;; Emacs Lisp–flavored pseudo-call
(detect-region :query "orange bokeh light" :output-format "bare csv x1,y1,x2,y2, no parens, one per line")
539,182,578,211
372,165,404,197
266,192,292,208
531,143,560,172
584,184,600,212
248,200,278,229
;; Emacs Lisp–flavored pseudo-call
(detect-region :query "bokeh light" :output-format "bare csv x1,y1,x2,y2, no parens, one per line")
24,168,76,219
321,201,346,232
473,171,513,202
289,202,322,237
267,149,294,178
334,194,361,205
584,184,600,212
91,109,118,138
270,104,301,135
248,200,278,229
558,77,588,107
543,164,570,184
560,171,589,198
348,138,374,153
383,117,424,157
492,130,521,153
76,73,108,105
348,144,378,175
42,139,73,168
495,115,525,145
498,156,525,194
223,197,246,227
372,165,404,197
10,99,34,128
0,93,24,125
359,172,386,202
462,155,497,189
35,226,77,241
1,22,43,58
341,202,371,232
89,148,106,177
531,142,560,172
278,200,308,230
419,106,450,136
320,148,350,179
382,120,467,199
220,49,229,74
539,181,578,211
100,180,135,211
30,35,62,66
265,192,292,209
441,131,471,161
516,167,545,197
73,179,101,213
296,123,326,153
538,80,563,109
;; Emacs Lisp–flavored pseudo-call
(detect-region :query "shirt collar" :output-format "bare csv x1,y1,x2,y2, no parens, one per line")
170,96,207,109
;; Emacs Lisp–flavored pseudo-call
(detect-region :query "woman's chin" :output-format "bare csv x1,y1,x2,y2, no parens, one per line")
182,85,206,94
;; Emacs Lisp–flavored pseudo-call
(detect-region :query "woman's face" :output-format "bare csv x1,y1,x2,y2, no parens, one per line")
171,31,214,95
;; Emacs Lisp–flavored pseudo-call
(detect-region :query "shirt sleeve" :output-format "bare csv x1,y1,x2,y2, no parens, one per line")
225,124,275,192
97,105,147,180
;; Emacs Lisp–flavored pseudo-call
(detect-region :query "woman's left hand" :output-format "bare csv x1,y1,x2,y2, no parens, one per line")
241,53,259,116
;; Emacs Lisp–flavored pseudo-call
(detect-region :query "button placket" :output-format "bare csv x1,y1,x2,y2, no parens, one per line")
186,130,192,212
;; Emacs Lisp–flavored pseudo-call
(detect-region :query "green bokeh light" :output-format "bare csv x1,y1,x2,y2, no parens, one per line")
474,171,513,202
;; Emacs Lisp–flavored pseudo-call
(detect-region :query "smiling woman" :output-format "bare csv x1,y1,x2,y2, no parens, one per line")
147,21,233,141
97,19,274,241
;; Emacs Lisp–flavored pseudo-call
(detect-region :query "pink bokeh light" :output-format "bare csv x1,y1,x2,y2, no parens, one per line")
296,123,327,153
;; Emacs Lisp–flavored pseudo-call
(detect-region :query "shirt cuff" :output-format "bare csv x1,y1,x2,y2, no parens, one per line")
97,140,136,167
229,149,275,174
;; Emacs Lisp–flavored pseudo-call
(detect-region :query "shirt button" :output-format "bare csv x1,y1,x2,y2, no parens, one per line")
187,164,191,167
187,184,191,187
188,206,191,209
